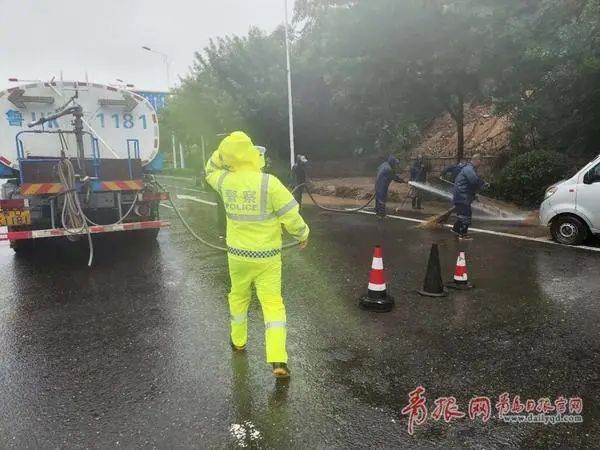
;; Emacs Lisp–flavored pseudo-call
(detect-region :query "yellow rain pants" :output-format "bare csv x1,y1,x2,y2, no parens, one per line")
228,255,287,363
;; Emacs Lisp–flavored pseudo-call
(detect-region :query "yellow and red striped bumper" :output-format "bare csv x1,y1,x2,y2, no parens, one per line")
20,180,145,195
100,180,144,191
21,183,63,195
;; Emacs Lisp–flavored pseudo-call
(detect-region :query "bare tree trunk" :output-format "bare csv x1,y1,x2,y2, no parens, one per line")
530,124,537,150
456,95,464,163
444,91,465,163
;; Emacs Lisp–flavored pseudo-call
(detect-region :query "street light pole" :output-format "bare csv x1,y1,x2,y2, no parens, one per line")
171,133,177,169
284,0,296,170
179,141,185,169
142,45,171,89
164,56,171,90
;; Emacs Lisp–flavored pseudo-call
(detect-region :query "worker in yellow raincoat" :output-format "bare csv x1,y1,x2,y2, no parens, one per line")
206,132,309,378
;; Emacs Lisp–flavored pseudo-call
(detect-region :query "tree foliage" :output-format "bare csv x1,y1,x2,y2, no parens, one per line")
491,150,571,206
161,0,600,166
495,0,600,158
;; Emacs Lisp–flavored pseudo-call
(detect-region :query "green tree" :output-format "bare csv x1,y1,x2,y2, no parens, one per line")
295,0,505,161
494,0,600,158
162,0,600,169
161,27,290,163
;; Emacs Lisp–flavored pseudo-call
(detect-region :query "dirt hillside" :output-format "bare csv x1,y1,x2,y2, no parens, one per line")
414,104,511,158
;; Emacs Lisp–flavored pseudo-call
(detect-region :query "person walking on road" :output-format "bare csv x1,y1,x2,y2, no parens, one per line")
409,152,430,210
452,154,487,239
375,155,405,218
291,154,308,210
205,132,310,379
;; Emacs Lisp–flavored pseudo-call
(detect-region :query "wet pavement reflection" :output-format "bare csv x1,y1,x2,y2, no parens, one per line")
0,185,598,448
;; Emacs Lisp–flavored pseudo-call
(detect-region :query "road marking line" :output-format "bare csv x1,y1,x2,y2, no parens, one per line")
157,175,195,182
357,210,424,224
177,194,218,207
160,194,600,253
161,183,207,194
358,210,600,253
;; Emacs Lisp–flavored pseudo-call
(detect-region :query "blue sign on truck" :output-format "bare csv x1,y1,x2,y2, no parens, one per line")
133,90,170,171
134,91,169,112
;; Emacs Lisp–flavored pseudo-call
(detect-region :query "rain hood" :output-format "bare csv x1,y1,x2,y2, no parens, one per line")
217,131,262,172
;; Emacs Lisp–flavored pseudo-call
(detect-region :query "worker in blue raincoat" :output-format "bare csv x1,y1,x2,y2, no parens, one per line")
452,154,487,239
442,161,467,183
375,155,405,217
291,155,308,210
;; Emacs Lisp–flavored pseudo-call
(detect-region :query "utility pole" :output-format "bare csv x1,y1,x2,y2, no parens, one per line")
284,0,296,170
171,133,177,169
179,142,185,169
200,136,207,169
142,45,171,90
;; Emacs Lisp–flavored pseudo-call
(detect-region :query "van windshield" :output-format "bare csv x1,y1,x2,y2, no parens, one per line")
569,155,600,180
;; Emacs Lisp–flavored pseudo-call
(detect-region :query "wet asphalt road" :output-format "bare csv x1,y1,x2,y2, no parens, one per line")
0,181,599,449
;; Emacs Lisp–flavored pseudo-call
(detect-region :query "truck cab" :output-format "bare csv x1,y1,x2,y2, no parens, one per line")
540,154,600,245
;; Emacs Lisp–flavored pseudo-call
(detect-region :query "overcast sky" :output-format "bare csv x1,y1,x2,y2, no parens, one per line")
0,0,294,92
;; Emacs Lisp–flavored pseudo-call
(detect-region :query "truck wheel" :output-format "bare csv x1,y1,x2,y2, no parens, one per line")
10,239,35,254
135,228,160,241
551,215,588,245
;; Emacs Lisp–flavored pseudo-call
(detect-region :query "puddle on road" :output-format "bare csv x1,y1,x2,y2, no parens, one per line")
325,347,358,363
229,420,262,448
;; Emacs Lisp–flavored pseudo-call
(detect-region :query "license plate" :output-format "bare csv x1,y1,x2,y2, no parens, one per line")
0,209,31,226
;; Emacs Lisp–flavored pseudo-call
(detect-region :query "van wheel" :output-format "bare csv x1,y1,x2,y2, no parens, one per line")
551,215,588,245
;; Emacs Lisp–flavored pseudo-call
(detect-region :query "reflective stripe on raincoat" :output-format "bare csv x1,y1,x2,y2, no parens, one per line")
205,132,309,257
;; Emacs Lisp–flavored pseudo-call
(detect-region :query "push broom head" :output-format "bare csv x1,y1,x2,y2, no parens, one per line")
417,207,455,229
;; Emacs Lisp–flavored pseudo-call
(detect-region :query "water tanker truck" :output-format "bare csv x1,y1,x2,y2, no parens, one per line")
0,81,170,259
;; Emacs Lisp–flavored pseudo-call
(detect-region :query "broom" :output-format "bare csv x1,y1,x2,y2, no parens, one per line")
418,207,455,229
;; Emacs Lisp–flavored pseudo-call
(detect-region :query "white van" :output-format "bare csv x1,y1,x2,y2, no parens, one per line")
540,154,600,245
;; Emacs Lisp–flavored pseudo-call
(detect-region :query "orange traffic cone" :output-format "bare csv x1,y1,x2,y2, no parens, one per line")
359,245,394,312
447,251,473,290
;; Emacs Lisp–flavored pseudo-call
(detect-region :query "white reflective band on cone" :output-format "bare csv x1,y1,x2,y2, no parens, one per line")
371,257,384,270
368,282,386,292
454,274,468,281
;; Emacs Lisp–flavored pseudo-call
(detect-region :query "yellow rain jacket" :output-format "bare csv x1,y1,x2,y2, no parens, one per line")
205,132,309,257
205,131,309,364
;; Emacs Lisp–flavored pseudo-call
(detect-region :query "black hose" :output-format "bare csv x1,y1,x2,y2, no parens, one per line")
293,183,375,213
155,181,299,253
